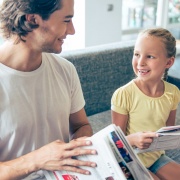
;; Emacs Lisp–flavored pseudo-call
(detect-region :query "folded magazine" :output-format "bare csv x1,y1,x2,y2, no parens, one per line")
44,124,153,180
135,125,180,154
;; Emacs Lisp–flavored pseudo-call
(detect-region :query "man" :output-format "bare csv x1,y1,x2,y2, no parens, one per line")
0,0,96,179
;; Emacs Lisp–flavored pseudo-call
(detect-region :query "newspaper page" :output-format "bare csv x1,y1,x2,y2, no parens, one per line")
44,124,127,180
44,124,153,180
135,125,180,154
113,126,153,180
157,125,180,135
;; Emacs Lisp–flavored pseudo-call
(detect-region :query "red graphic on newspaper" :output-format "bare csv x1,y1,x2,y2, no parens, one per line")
62,174,79,180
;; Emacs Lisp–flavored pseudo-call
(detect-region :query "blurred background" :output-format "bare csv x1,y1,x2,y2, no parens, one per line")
0,0,180,51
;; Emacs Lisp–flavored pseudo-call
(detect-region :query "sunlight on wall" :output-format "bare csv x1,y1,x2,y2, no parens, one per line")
63,0,85,51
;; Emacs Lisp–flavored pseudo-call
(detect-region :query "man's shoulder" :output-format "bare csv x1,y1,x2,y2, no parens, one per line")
44,53,69,63
43,53,74,68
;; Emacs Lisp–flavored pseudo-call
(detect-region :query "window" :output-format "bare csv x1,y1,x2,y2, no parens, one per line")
122,0,158,30
168,0,180,24
122,0,180,40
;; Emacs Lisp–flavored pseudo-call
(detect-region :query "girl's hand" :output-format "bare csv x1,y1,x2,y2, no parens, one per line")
127,132,158,149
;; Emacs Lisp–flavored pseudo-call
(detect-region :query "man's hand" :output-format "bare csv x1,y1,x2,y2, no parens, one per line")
35,138,97,175
0,138,97,180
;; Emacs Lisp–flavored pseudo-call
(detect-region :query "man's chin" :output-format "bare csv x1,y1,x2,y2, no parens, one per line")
54,50,62,54
51,48,63,54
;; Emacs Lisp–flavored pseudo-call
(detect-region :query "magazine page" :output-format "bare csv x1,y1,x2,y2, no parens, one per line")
44,124,127,180
135,125,180,154
134,135,180,154
114,126,153,180
107,129,139,180
157,125,180,135
92,124,135,180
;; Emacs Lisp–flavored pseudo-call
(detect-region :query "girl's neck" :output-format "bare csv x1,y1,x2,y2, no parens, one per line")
134,78,165,97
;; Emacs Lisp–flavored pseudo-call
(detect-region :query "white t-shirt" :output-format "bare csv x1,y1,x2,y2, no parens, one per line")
0,53,85,179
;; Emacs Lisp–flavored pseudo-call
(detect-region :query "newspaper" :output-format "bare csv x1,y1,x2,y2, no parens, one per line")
135,125,180,154
44,124,153,180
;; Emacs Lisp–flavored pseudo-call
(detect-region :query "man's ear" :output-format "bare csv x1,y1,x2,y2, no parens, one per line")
166,57,175,68
25,14,39,25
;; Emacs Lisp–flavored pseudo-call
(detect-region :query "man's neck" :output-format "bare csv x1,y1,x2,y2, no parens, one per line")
0,40,42,72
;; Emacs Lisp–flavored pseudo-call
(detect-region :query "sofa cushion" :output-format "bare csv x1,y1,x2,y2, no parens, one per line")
61,41,135,116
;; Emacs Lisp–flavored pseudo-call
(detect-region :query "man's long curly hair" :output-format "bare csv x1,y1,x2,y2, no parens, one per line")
0,0,62,42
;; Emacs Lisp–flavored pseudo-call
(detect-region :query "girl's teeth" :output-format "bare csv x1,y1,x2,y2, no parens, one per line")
139,70,148,73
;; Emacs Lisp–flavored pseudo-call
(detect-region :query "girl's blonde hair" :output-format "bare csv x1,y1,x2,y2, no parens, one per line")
138,28,176,81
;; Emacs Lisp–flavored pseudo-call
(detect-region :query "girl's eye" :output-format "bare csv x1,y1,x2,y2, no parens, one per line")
147,55,154,59
134,53,139,57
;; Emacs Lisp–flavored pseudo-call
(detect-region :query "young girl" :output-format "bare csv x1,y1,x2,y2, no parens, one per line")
111,28,180,180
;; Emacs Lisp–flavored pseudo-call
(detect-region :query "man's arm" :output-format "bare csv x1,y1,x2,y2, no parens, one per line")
69,108,93,139
0,152,37,180
0,139,97,179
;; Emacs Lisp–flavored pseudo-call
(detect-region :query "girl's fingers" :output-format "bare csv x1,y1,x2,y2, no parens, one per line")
144,143,151,148
144,137,154,144
143,132,158,138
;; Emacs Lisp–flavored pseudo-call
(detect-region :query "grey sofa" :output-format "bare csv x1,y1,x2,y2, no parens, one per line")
61,40,180,163
62,41,135,116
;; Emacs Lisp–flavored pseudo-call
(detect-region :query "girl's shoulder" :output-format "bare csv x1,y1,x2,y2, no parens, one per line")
112,80,138,99
164,81,180,92
116,80,136,92
164,81,180,101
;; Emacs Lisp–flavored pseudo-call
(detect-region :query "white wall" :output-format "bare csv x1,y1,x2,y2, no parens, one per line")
85,0,122,47
63,0,85,51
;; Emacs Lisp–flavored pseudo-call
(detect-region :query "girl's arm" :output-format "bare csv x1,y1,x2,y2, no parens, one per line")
111,110,128,134
166,110,177,126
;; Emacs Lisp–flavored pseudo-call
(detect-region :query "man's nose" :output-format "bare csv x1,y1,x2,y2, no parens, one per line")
67,21,75,35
